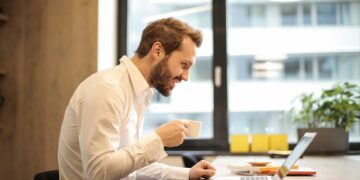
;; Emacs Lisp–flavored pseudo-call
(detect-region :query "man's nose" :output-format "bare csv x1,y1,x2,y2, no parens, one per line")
181,70,189,81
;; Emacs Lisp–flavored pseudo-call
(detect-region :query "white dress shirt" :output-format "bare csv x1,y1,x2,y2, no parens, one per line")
58,56,190,180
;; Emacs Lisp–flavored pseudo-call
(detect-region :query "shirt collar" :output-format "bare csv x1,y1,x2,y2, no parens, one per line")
119,55,152,98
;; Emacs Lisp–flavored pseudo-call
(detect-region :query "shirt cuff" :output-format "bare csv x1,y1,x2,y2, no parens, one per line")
142,132,168,163
169,166,191,180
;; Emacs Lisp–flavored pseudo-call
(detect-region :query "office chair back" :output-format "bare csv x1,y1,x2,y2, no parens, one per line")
34,170,59,180
182,153,204,168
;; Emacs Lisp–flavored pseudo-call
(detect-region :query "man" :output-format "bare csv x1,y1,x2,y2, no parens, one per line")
58,17,216,180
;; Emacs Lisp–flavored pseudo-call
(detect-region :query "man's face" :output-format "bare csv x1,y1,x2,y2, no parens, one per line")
149,37,197,96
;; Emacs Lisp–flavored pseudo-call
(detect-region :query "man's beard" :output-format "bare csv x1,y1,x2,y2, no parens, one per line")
149,56,177,97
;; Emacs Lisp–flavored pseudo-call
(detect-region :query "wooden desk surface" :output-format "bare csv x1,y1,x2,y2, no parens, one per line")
212,155,360,180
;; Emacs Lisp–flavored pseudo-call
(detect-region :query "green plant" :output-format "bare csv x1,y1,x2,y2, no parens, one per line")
291,82,360,131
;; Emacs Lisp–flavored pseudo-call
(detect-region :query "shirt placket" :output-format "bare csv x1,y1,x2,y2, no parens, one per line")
135,89,153,139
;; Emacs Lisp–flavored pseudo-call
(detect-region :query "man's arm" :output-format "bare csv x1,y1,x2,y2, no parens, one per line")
78,85,167,179
136,162,190,180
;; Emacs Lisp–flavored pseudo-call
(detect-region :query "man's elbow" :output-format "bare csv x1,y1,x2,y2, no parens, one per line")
86,158,133,180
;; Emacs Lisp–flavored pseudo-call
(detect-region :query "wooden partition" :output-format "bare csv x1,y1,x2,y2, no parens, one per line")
0,0,98,179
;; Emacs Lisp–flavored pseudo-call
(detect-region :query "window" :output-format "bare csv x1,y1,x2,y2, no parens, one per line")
125,0,228,150
318,56,336,79
337,55,353,80
190,57,212,81
228,5,265,27
228,56,252,81
339,2,351,25
120,0,360,150
281,4,298,26
303,57,314,79
249,5,266,27
317,2,337,25
284,58,300,79
226,0,360,144
302,4,312,25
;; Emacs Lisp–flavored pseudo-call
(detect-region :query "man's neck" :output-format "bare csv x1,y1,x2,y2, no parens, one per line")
130,55,152,84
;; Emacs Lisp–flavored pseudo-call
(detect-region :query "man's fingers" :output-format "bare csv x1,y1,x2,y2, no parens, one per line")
200,160,216,171
201,169,216,178
189,160,217,179
172,120,187,132
178,119,190,130
180,125,187,132
199,160,216,178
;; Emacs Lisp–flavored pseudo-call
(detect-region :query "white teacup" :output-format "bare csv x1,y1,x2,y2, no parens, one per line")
183,120,203,138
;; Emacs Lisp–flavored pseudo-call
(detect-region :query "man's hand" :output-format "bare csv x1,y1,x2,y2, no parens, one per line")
155,120,189,147
189,160,216,179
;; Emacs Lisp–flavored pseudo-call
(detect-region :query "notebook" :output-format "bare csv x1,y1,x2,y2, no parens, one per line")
217,132,317,180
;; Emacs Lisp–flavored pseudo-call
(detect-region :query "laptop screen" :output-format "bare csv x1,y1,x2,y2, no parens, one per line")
277,132,317,178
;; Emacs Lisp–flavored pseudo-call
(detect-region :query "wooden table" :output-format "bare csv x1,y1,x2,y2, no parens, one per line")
211,155,360,180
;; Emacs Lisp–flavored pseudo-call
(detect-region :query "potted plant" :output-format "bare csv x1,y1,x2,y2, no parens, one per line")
291,82,360,154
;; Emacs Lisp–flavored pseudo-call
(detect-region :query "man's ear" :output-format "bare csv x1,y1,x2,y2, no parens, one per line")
151,41,163,59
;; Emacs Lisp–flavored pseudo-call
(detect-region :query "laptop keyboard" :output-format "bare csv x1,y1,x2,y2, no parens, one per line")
239,176,269,180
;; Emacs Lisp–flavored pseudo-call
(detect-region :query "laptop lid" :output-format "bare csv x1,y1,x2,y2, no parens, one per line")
273,132,317,180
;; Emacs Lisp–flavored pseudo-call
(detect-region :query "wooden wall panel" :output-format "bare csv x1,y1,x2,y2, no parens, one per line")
0,0,25,178
0,0,98,179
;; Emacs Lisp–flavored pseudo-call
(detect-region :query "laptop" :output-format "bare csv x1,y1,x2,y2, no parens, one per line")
220,132,317,180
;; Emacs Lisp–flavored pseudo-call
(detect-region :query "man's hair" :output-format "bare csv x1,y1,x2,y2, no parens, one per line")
135,17,203,58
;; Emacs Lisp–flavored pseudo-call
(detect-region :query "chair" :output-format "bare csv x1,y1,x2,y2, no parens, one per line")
34,170,59,180
181,153,204,168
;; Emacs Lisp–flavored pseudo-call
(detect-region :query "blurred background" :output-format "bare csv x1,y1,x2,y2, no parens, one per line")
124,0,360,143
1,0,359,179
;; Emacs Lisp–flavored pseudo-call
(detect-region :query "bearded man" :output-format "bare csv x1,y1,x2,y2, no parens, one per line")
58,17,216,180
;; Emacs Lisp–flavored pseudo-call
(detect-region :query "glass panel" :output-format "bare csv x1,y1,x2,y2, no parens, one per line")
128,0,214,138
229,112,296,135
318,56,336,79
189,57,212,81
317,2,337,25
228,56,252,81
284,58,300,79
229,5,249,27
302,4,312,25
353,2,360,26
339,2,351,25
337,55,353,80
228,4,265,27
304,57,313,79
281,4,298,26
227,0,360,143
250,5,266,26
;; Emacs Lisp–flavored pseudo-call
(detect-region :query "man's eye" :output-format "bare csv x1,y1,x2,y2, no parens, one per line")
181,63,189,69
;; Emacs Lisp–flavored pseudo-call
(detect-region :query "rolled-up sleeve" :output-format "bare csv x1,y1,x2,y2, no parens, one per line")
78,85,167,179
136,162,190,180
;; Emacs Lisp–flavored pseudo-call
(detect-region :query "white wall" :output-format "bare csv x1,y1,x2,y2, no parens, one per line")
97,0,118,71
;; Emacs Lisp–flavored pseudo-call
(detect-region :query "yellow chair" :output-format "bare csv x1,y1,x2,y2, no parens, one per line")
251,134,269,153
269,134,289,151
230,134,249,153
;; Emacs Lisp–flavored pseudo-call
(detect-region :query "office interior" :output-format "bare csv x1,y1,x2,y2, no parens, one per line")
1,0,360,179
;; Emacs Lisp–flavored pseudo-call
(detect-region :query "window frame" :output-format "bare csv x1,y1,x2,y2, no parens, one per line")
118,0,360,152
117,0,229,151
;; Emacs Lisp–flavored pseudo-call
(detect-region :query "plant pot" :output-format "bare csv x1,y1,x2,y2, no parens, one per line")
297,128,349,154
